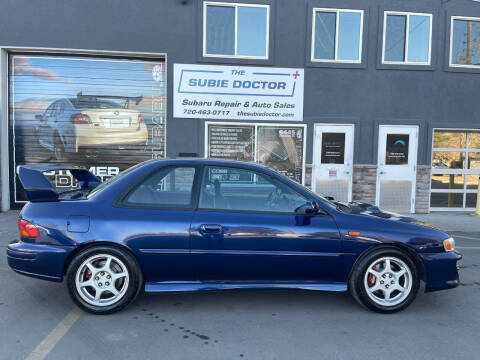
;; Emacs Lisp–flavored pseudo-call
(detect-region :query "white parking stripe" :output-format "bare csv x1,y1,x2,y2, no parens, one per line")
25,308,82,360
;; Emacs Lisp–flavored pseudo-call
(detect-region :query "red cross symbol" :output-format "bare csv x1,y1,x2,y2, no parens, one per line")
292,70,300,79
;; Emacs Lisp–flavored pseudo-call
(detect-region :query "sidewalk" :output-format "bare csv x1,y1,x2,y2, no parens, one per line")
405,212,480,233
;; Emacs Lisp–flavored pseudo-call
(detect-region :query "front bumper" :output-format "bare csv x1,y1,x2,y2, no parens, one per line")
421,251,462,292
7,240,75,282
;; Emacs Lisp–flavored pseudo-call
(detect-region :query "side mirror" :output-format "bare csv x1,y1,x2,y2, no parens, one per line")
295,201,319,215
35,114,43,120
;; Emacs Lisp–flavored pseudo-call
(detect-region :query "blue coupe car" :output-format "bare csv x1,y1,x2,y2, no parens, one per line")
7,159,461,314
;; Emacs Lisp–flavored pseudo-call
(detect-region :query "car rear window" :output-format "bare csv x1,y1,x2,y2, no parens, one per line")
70,99,125,109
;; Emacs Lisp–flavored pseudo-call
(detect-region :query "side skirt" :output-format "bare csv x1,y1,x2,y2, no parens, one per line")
145,282,348,293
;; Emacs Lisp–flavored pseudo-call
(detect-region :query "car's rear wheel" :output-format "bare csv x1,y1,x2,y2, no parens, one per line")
349,247,419,313
53,135,66,162
66,246,143,314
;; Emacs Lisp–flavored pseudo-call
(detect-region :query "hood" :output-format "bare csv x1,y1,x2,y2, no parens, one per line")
334,201,438,230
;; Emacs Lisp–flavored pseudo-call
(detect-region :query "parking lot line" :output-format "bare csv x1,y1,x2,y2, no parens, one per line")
25,308,82,360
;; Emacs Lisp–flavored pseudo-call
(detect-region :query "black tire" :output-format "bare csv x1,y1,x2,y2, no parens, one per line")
53,135,66,162
66,245,143,314
349,247,419,313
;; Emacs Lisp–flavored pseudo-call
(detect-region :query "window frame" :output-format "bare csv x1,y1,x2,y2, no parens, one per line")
381,11,433,66
430,128,480,211
310,7,364,64
202,1,270,60
449,15,480,69
115,165,201,210
197,164,320,215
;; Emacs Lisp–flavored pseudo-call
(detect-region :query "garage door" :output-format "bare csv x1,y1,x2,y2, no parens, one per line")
9,53,166,206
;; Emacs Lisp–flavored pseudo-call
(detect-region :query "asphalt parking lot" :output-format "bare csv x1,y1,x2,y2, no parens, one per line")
1,210,480,360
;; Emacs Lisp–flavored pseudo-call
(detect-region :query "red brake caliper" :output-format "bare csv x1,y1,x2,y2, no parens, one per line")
84,260,99,280
368,265,377,287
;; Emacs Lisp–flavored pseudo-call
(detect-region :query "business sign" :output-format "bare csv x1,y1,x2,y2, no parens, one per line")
174,64,304,121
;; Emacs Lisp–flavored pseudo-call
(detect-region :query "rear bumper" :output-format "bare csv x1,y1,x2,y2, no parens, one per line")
74,124,148,150
7,240,75,282
421,251,462,292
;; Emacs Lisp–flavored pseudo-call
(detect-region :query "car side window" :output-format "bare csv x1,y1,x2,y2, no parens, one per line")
124,166,196,207
199,166,308,213
44,103,56,118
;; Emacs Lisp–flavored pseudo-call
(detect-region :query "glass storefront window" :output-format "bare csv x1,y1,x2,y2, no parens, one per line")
321,133,345,164
431,130,480,209
466,193,478,208
430,193,464,208
466,175,480,189
432,151,465,169
468,132,480,148
431,174,464,190
468,152,480,169
433,131,466,148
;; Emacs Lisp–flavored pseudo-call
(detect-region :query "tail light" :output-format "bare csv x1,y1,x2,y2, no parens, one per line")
71,114,91,124
138,114,144,124
18,219,40,238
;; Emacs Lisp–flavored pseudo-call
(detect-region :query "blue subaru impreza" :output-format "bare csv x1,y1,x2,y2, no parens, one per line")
7,159,461,314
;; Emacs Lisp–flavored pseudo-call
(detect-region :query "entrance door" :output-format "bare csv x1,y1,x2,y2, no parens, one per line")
313,124,354,202
376,125,418,213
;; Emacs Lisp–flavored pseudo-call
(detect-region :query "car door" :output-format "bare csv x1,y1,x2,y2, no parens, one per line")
190,165,343,283
113,164,200,283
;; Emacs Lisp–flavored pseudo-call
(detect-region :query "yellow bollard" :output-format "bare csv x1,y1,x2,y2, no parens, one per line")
476,177,480,216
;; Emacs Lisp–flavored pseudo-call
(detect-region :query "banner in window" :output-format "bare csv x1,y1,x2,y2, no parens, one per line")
206,123,305,184
9,54,166,204
174,63,304,121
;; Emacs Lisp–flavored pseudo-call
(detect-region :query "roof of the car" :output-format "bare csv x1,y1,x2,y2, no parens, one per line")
147,158,271,170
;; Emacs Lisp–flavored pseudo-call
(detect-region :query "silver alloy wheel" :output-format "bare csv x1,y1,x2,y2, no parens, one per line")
75,254,129,307
363,256,412,307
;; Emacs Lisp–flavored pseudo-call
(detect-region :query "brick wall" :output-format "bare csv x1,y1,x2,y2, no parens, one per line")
352,165,377,205
415,165,431,213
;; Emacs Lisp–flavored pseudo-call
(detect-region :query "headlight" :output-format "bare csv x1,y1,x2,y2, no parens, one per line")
443,237,455,252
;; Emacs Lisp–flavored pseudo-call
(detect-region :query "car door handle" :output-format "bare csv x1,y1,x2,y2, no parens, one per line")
200,224,222,233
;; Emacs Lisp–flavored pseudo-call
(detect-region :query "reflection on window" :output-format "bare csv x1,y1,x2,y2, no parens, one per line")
432,152,465,169
199,166,307,213
431,174,464,190
125,167,196,206
466,175,480,189
431,130,480,209
451,17,480,66
204,2,268,58
468,152,480,169
469,132,480,148
433,131,466,148
466,193,478,208
383,12,431,64
430,193,464,208
312,9,363,62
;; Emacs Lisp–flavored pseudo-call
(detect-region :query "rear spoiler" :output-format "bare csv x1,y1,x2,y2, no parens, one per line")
76,92,143,105
17,164,101,202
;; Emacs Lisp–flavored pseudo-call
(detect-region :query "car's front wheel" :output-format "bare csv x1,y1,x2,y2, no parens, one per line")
66,246,143,314
349,247,419,313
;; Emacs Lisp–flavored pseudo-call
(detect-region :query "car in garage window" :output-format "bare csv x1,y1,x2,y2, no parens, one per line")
35,93,148,161
7,159,461,314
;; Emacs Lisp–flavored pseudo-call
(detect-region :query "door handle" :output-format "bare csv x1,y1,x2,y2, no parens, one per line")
200,224,222,233
379,171,386,175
